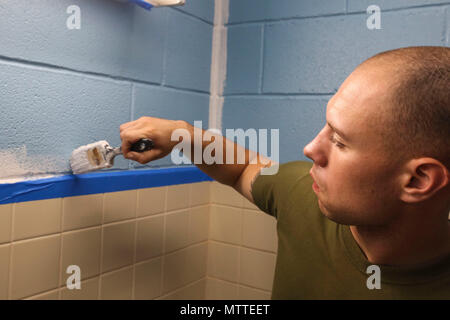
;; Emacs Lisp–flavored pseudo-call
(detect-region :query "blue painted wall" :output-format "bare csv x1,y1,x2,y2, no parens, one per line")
0,0,213,177
224,0,450,163
2,0,450,177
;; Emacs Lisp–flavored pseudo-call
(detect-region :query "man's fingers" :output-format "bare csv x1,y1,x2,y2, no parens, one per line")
119,119,142,132
121,136,144,156
120,129,142,145
120,117,161,164
124,149,162,164
123,151,140,161
119,122,133,132
120,116,156,133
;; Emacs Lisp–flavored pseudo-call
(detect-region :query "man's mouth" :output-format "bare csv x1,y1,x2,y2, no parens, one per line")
309,170,321,192
312,180,320,192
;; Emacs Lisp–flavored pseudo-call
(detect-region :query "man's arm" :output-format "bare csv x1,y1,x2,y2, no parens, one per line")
119,117,274,204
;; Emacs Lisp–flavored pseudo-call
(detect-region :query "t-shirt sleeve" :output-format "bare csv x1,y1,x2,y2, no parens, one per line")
251,161,313,219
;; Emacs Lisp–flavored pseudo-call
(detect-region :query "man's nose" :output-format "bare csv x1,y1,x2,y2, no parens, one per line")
303,132,327,167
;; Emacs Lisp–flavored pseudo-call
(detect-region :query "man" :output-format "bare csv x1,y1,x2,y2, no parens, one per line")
119,46,450,299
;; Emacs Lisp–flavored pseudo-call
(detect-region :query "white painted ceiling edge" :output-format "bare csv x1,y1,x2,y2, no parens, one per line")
208,0,229,132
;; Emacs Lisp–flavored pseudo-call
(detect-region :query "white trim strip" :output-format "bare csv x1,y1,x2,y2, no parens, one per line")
209,0,229,131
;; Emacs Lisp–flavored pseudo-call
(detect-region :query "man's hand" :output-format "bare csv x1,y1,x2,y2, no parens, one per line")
119,116,185,164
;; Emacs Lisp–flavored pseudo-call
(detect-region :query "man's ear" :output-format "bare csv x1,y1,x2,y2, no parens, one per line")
398,158,449,203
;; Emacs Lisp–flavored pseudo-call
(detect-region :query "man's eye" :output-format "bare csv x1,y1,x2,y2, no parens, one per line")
330,134,345,149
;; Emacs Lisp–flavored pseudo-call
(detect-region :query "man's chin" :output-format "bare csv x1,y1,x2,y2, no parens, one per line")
317,199,333,220
317,200,354,225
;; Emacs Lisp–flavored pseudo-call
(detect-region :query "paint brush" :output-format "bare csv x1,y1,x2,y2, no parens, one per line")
70,139,153,174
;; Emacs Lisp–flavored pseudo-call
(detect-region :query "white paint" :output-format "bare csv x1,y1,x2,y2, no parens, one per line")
209,0,229,131
0,146,63,184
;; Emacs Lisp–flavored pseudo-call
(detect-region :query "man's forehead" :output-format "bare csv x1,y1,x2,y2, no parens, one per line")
326,72,390,144
330,66,393,115
326,97,353,142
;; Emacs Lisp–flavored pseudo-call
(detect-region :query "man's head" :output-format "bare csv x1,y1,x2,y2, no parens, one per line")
303,46,450,226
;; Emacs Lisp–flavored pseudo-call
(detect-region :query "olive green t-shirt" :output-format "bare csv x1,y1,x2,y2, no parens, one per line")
251,161,450,299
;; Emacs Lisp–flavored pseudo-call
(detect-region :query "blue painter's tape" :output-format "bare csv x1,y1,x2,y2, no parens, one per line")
0,166,213,205
130,0,154,10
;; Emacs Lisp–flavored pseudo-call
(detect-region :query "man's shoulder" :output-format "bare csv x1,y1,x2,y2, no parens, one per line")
260,160,313,190
251,160,314,217
268,160,313,180
253,160,313,188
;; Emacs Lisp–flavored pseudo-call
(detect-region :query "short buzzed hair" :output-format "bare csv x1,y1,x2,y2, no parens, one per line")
365,46,450,170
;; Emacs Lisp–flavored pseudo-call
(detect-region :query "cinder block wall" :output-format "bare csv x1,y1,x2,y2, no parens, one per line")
223,0,450,163
0,0,213,174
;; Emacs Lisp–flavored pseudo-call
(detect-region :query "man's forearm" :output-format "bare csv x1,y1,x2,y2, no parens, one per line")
180,121,269,187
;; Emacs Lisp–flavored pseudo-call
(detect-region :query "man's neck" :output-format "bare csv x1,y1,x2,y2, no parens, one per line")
349,212,450,267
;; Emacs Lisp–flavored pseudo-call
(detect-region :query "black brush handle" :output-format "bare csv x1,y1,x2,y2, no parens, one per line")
130,138,154,153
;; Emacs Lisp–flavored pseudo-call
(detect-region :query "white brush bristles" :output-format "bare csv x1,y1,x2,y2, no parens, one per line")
70,140,113,174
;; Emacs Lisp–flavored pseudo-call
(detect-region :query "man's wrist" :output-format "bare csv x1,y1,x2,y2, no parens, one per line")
177,120,191,134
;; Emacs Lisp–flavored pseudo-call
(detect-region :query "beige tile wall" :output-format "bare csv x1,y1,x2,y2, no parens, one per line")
206,182,277,300
0,180,277,300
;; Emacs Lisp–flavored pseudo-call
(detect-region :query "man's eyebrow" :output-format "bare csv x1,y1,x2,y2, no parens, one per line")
327,122,350,142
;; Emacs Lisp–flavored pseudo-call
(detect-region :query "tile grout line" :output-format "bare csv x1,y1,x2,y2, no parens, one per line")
97,193,106,300
212,201,260,211
158,276,207,300
160,186,169,297
210,238,277,255
58,199,64,300
7,204,16,300
131,190,139,300
190,183,207,298
237,204,243,298
23,274,100,300
205,183,212,298
22,287,61,300
7,202,210,247
164,239,208,256
187,184,193,247
207,275,271,294
204,275,250,292
204,241,209,299
37,239,210,298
